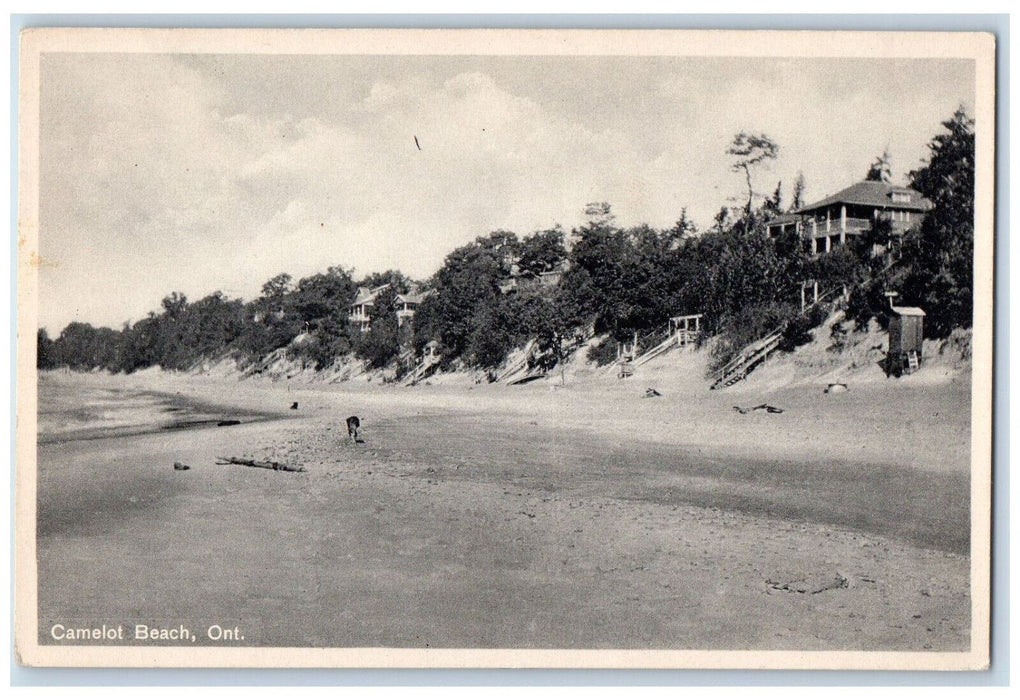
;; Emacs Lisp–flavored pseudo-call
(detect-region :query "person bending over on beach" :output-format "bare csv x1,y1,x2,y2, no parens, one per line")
346,416,361,444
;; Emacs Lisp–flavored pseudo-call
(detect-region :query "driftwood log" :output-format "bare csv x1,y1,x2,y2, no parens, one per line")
733,403,785,415
215,456,305,473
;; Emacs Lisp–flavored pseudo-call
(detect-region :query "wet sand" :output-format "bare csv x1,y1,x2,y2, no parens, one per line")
33,370,972,651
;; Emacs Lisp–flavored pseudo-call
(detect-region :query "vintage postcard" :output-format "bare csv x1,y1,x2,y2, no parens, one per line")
15,28,995,669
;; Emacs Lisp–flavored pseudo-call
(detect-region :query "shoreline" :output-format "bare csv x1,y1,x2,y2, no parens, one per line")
37,373,296,445
31,368,973,649
44,364,970,474
37,371,972,554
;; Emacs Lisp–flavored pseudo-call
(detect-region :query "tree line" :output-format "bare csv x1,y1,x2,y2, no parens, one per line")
38,108,975,377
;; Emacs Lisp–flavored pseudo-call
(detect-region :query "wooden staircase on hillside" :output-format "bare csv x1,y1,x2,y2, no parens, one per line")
709,285,851,390
631,332,679,367
496,340,549,385
403,354,440,386
620,314,703,376
802,284,849,314
710,326,786,390
497,327,596,386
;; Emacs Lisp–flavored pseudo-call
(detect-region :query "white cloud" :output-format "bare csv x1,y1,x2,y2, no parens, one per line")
36,54,975,333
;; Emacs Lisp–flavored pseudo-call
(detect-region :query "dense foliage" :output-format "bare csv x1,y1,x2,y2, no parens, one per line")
845,108,976,337
353,274,410,370
411,231,517,366
40,110,975,376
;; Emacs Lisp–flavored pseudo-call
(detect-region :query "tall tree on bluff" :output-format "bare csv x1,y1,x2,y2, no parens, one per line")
180,292,244,365
517,227,567,276
901,107,976,337
865,148,893,183
287,267,357,368
235,274,302,361
763,180,783,217
413,231,518,362
791,171,807,211
559,204,632,337
292,267,356,326
727,132,779,217
260,273,293,300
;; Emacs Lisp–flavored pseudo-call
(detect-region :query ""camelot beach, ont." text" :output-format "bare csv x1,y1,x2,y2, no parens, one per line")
49,623,245,643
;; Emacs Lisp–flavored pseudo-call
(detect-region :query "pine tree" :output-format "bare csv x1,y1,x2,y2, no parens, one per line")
791,171,806,211
865,148,893,183
727,132,779,216
902,107,975,336
764,180,783,215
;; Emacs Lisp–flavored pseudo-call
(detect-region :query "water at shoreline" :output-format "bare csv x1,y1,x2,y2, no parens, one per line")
30,369,973,650
37,375,280,444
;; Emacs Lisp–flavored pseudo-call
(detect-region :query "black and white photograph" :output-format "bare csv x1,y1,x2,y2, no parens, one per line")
14,28,995,669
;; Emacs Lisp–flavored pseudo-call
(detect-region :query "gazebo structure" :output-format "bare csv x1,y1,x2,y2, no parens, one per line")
668,314,703,347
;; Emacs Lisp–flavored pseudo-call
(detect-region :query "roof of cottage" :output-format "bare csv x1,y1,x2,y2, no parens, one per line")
796,181,933,214
891,306,926,317
395,290,433,305
351,283,391,307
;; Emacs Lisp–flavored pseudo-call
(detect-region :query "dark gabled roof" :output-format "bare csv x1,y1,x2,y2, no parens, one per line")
796,181,933,214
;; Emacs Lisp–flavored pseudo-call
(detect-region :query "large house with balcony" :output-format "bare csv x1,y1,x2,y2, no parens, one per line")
767,180,932,255
395,290,432,327
349,283,390,333
350,283,432,332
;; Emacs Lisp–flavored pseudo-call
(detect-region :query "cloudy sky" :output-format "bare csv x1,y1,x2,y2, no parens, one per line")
38,52,974,333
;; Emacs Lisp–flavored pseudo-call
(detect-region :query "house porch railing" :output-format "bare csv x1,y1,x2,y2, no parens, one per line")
803,216,872,235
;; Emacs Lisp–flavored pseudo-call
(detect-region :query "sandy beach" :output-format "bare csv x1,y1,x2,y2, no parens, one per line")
33,358,972,651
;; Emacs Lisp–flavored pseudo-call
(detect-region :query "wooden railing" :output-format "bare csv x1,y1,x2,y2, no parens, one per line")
496,340,536,383
804,217,872,234
403,354,441,385
632,333,679,367
803,285,848,313
677,329,700,347
710,326,786,390
711,284,849,389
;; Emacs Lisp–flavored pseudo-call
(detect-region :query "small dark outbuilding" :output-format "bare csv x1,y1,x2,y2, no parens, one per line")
887,306,925,376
